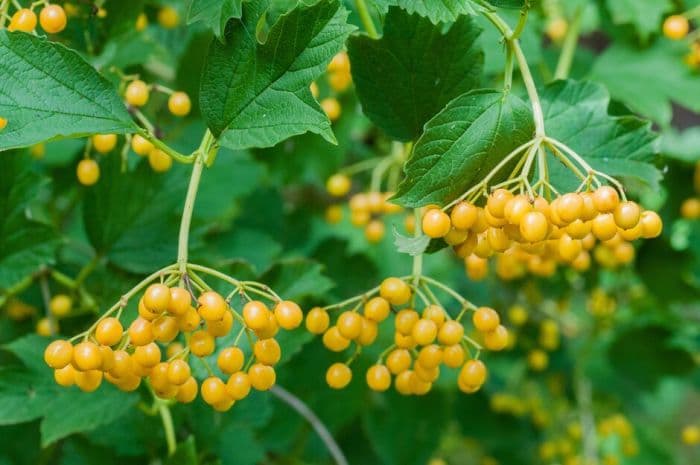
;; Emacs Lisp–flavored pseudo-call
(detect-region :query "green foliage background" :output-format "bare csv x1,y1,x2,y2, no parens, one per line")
0,0,699,465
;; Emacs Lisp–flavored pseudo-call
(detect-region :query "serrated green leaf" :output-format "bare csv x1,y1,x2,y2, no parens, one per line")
200,0,355,149
606,0,672,41
393,90,535,207
0,31,137,150
392,227,430,256
0,156,58,288
347,7,483,141
488,0,525,8
589,41,700,126
0,367,55,426
187,0,243,38
82,157,185,273
381,0,477,24
0,335,137,445
540,80,660,191
40,385,138,447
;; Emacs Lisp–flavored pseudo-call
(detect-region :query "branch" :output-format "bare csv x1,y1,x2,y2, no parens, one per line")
270,386,349,465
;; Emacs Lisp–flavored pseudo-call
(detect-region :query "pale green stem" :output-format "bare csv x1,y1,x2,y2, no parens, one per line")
177,156,205,277
158,401,177,455
354,0,378,39
554,6,583,80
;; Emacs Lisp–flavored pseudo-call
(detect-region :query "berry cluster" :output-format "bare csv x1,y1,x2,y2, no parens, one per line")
6,2,67,35
311,51,352,122
76,82,193,186
662,13,700,70
422,186,662,281
327,178,406,243
306,275,508,395
43,274,302,411
324,143,410,243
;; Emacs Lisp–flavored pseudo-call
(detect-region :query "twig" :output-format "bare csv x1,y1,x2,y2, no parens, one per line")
270,386,349,465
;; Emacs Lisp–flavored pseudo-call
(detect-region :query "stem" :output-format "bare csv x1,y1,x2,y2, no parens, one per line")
576,370,598,464
0,0,9,28
482,10,546,137
75,255,101,286
38,274,56,337
512,42,545,137
158,401,177,455
554,6,583,80
137,128,194,164
177,154,205,277
270,386,349,465
186,264,243,289
354,0,378,39
411,208,422,289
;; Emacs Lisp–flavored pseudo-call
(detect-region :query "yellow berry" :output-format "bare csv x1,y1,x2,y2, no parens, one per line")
39,4,67,33
168,92,191,116
125,80,149,107
326,363,352,389
157,6,180,29
148,149,172,172
77,159,100,186
663,15,689,40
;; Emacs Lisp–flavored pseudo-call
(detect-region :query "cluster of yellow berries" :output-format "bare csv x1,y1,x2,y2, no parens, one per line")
124,79,192,117
662,14,700,69
76,83,193,186
306,276,508,395
421,186,663,281
680,162,700,219
325,173,410,243
311,51,351,122
43,283,303,411
6,2,67,35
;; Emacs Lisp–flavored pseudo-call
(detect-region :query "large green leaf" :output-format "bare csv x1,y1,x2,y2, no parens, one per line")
187,0,243,39
82,157,185,273
393,90,534,207
589,41,700,126
0,335,137,446
347,7,483,141
0,31,137,151
200,0,354,149
0,156,58,288
363,391,450,465
605,0,672,41
381,0,476,24
540,80,660,191
660,128,700,163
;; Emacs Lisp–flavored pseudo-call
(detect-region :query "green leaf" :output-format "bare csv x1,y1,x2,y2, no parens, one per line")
187,0,243,39
0,31,137,150
40,385,137,447
200,0,355,149
166,436,198,465
382,0,477,24
589,41,700,126
259,258,334,301
488,0,525,8
392,227,430,256
83,157,185,273
0,156,58,288
347,7,483,141
605,0,672,41
608,326,694,389
393,90,535,207
0,335,137,445
540,80,660,191
363,391,450,465
660,127,700,163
